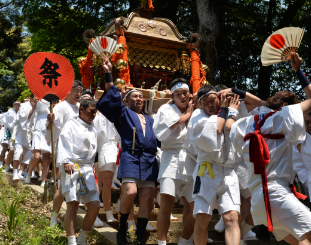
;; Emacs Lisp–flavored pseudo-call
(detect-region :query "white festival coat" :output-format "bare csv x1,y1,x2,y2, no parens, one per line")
4,108,17,132
188,109,240,205
57,118,97,195
14,101,37,148
93,112,121,164
46,100,79,142
298,133,311,198
153,103,190,181
230,105,307,225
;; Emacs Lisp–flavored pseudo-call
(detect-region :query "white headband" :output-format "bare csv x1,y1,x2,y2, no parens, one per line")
72,85,84,89
80,94,92,100
125,89,143,100
170,82,189,94
198,91,218,102
13,101,20,105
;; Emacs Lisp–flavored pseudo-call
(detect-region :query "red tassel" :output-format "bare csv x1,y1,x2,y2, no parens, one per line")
289,184,307,200
116,146,122,166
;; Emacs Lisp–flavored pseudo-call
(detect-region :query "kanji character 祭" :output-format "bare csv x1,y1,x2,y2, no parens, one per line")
39,58,62,88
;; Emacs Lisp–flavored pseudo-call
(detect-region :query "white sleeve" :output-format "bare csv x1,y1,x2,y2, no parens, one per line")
18,104,32,130
300,134,311,171
6,110,16,129
192,115,221,152
273,104,306,143
153,104,180,141
237,101,249,119
37,100,50,113
230,117,250,154
56,124,74,167
292,145,307,183
52,103,64,140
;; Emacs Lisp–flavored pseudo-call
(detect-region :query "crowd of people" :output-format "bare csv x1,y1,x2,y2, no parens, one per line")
2,52,311,245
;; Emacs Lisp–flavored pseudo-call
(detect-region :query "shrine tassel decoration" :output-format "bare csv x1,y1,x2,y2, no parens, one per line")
78,38,94,89
189,43,206,94
111,30,132,86
148,0,154,10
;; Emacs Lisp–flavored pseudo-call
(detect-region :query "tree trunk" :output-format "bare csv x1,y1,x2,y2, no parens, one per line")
196,0,219,85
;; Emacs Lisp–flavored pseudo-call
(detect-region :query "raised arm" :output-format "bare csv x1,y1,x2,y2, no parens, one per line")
291,52,311,99
225,94,240,133
96,59,124,124
102,59,114,92
219,87,261,112
170,101,194,129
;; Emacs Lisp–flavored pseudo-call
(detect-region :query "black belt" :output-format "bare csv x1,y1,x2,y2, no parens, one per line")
122,148,156,156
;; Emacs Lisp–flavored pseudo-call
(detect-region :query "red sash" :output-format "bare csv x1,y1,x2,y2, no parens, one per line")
116,144,122,166
244,112,285,232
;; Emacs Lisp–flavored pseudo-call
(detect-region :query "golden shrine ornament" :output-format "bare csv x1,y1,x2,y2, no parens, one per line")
114,78,125,89
116,43,125,54
116,59,128,70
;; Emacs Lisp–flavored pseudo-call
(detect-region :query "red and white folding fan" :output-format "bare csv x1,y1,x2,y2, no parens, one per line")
89,36,118,61
261,27,304,66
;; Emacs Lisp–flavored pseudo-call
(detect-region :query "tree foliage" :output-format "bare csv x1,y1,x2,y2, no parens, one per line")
213,0,311,100
0,0,28,112
1,0,311,112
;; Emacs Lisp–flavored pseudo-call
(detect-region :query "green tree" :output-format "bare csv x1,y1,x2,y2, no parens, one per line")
0,0,26,112
212,0,311,100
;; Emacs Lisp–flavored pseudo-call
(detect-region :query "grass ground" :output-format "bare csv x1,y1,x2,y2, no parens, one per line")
0,170,103,244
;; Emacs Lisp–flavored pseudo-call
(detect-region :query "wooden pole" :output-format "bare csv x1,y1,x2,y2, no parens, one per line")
50,103,57,194
132,127,136,155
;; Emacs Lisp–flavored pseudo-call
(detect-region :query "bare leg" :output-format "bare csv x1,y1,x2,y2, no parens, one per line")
100,171,114,211
300,230,311,245
20,163,27,171
27,150,41,174
13,160,20,170
180,199,195,240
157,194,175,241
194,213,211,245
82,201,100,231
129,204,134,220
223,210,240,245
64,201,79,236
94,163,102,192
53,183,65,213
182,197,190,225
41,153,51,183
0,144,8,162
5,147,14,167
138,187,154,218
38,160,42,172
120,182,137,214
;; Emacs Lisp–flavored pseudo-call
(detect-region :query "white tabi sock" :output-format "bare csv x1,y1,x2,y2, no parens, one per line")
67,235,77,245
0,161,3,168
77,229,90,245
50,212,58,226
13,169,17,175
39,171,42,177
158,240,166,245
242,221,253,238
187,234,194,245
106,210,116,221
127,219,136,230
177,237,188,245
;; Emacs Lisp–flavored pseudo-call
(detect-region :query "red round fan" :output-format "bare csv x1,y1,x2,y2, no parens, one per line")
24,52,75,101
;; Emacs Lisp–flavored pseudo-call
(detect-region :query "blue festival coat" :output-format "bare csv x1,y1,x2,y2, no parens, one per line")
96,85,159,182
